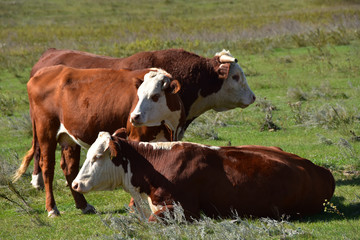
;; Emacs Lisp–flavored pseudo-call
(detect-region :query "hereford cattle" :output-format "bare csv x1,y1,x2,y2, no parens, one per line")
26,48,256,210
13,66,183,217
72,130,335,221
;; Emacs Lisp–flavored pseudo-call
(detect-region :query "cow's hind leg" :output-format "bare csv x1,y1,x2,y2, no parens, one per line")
60,144,95,214
31,144,44,189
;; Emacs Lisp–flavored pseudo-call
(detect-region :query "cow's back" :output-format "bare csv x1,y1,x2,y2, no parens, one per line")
221,145,335,217
144,144,335,218
30,48,124,77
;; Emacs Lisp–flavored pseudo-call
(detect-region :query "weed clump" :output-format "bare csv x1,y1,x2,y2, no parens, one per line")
0,152,45,226
256,97,281,132
99,204,306,240
289,103,358,129
0,93,16,116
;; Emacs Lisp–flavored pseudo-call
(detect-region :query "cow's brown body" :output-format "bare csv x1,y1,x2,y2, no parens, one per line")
73,133,336,220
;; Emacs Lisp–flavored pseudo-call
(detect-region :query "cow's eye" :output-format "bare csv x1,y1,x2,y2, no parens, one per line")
232,74,240,81
151,94,160,102
91,154,101,162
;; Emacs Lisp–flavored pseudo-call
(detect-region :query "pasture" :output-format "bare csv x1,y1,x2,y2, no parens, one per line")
0,0,359,239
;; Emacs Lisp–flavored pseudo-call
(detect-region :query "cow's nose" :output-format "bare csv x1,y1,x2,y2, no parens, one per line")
130,113,141,124
252,94,256,102
72,182,79,191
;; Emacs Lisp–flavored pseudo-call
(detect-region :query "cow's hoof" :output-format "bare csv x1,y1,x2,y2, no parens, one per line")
31,173,44,190
81,204,96,214
48,206,60,217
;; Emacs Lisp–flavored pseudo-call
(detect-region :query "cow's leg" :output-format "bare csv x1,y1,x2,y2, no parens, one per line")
60,145,95,214
148,205,176,222
38,141,59,217
31,144,44,189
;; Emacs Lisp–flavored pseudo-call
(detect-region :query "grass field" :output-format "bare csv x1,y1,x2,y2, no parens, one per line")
1,0,360,239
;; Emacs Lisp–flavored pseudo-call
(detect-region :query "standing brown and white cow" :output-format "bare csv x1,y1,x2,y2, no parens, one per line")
13,67,182,217
72,131,335,221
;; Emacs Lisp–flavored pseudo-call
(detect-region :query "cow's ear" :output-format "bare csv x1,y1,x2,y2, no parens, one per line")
216,63,230,80
108,140,119,159
113,128,127,139
169,80,181,94
133,77,143,89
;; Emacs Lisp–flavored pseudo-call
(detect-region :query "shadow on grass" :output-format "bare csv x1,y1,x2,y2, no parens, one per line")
299,195,360,223
335,175,360,186
97,208,128,215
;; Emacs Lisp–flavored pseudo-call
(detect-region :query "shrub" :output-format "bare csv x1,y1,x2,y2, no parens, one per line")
0,93,16,116
99,204,306,240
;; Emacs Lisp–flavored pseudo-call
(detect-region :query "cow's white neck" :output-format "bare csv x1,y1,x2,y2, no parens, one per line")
187,91,220,120
117,158,153,219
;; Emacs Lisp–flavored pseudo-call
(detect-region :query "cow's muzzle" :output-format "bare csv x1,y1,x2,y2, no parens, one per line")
72,181,87,193
130,113,142,126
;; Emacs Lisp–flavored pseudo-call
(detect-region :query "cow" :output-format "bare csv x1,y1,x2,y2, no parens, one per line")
72,130,335,221
13,66,183,217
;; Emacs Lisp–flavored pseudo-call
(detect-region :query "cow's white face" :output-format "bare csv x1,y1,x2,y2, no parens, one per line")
130,70,182,129
72,132,123,193
214,62,255,112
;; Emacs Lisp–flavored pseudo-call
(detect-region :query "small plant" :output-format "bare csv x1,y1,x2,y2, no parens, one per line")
287,87,308,101
316,133,334,145
288,101,308,124
255,97,277,113
0,154,45,226
256,98,280,132
289,103,357,129
323,199,344,218
0,93,16,116
323,199,359,237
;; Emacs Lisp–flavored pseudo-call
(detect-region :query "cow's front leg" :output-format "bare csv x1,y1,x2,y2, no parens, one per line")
148,205,176,222
60,145,95,214
39,144,59,217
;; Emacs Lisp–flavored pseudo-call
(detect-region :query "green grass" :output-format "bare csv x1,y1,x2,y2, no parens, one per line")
1,0,360,239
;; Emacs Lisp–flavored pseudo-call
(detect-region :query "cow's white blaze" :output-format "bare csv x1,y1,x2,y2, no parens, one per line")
130,70,181,129
187,50,256,120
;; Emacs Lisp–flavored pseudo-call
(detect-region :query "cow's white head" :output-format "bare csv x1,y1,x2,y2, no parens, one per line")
72,132,123,193
213,49,256,112
130,69,182,131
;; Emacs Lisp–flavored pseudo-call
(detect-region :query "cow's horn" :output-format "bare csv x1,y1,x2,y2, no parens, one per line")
162,76,171,90
219,55,238,63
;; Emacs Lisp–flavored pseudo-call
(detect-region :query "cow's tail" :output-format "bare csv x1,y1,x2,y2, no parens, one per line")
13,118,37,182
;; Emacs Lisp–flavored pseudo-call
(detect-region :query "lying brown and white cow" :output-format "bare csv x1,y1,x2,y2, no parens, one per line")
72,130,335,221
13,66,183,217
